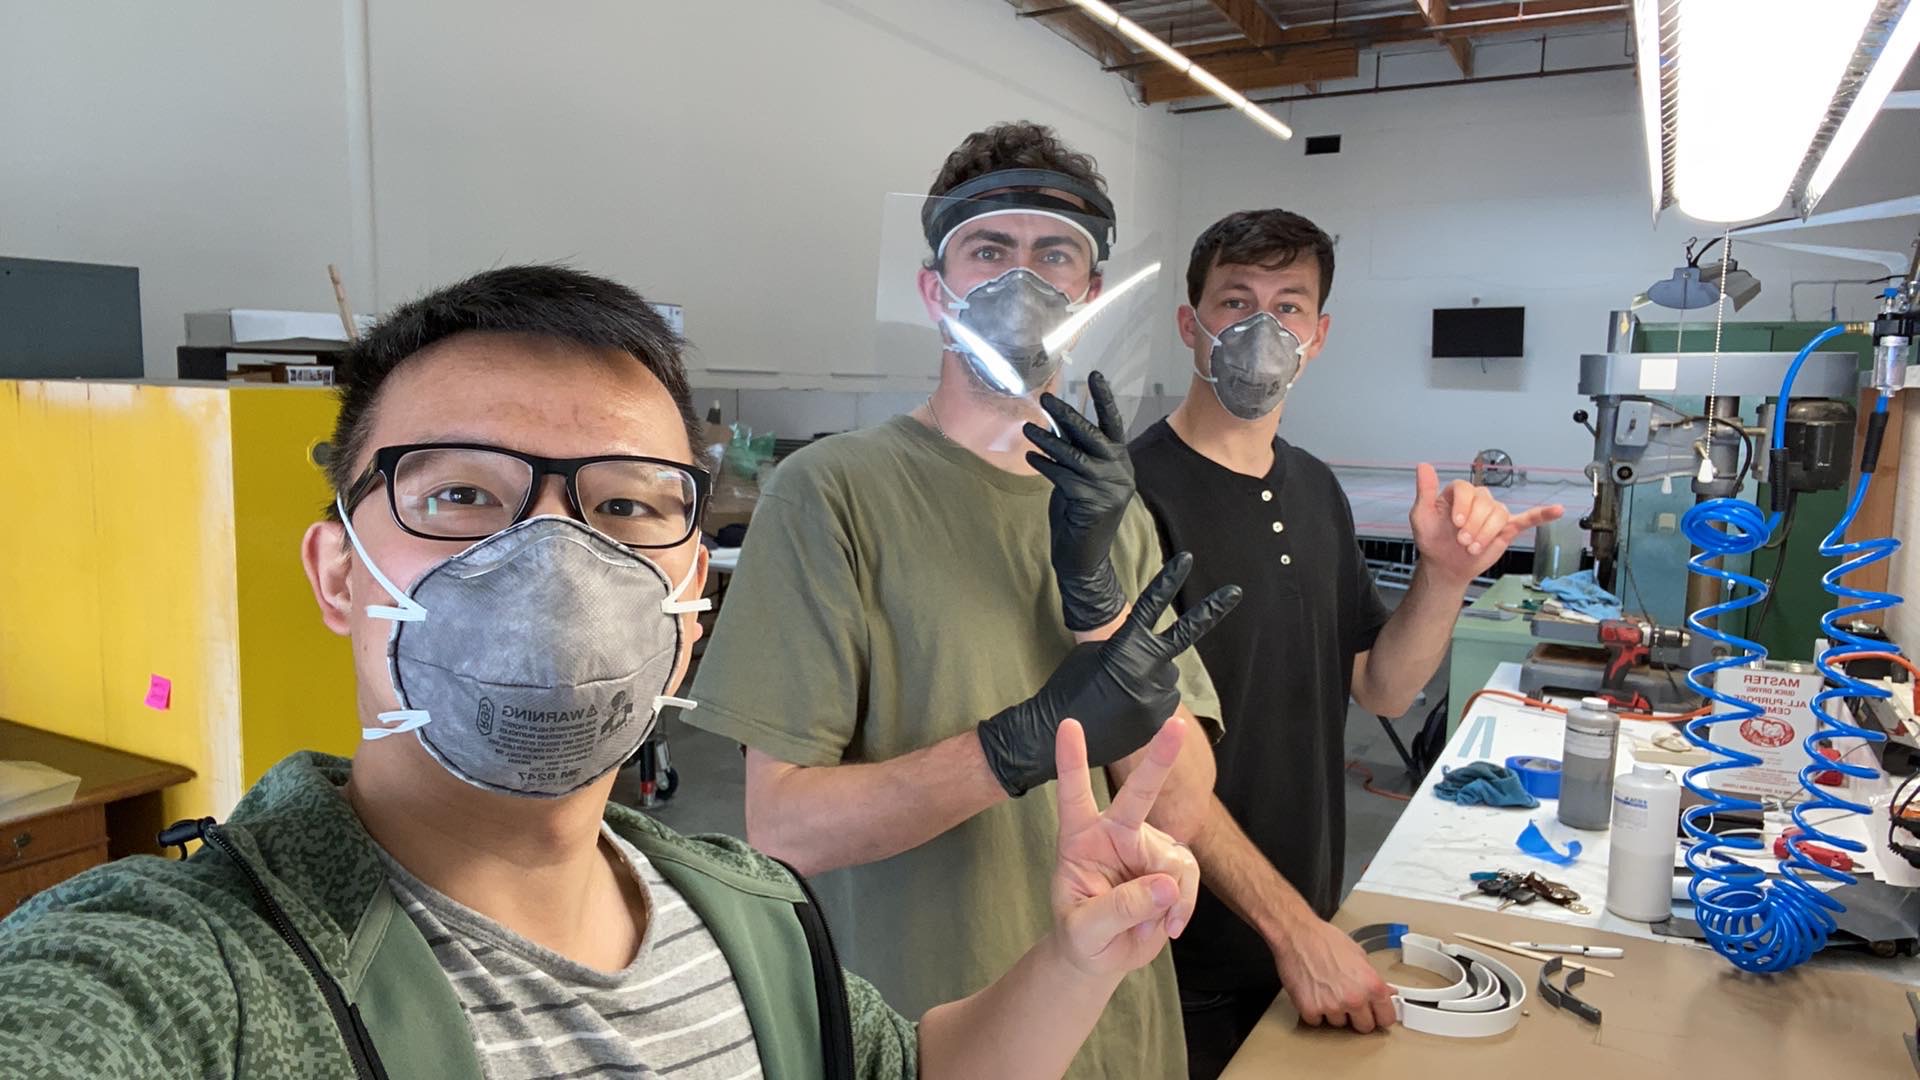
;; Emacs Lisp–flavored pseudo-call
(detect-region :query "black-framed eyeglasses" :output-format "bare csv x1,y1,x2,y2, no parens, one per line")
343,443,710,550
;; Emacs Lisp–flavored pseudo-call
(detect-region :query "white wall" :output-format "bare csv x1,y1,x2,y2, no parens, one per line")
1170,34,1920,472
0,1,360,380
6,4,1916,454
1,0,1176,386
363,0,1184,396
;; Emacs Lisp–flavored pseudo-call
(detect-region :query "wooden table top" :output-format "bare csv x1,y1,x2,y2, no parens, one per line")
1223,888,1918,1078
0,718,194,821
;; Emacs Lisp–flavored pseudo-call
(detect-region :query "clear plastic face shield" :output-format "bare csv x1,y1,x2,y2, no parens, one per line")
874,175,1168,442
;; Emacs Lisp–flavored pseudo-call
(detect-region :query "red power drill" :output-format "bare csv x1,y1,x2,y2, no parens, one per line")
1597,619,1655,713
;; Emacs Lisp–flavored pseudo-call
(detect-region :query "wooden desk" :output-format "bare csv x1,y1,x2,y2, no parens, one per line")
0,719,194,915
1223,890,1918,1078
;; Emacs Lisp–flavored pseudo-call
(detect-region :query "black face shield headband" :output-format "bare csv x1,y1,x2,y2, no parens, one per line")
922,168,1117,264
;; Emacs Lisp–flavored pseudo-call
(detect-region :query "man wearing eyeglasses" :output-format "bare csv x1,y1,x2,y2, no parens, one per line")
0,265,1232,1079
685,123,1231,1079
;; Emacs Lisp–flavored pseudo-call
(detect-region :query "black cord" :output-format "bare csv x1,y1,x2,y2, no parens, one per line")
1891,774,1920,858
1671,412,1754,480
1641,398,1754,481
1747,491,1798,639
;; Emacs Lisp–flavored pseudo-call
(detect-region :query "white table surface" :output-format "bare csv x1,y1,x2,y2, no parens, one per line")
1352,662,1920,982
706,546,741,574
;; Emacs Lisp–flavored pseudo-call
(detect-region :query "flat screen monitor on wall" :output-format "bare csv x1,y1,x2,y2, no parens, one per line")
1432,306,1524,358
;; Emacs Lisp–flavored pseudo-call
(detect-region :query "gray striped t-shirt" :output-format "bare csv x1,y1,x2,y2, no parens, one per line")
379,824,762,1080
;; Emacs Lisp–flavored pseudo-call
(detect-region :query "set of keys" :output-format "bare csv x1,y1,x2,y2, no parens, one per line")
1460,870,1592,915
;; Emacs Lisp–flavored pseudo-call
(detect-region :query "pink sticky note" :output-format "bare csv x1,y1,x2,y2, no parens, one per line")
144,674,172,711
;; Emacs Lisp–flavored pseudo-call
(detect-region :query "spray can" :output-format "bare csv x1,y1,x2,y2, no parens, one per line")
1606,764,1683,922
1558,697,1619,830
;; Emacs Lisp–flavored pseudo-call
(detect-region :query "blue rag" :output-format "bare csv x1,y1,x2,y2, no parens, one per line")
1536,569,1624,620
1432,761,1540,808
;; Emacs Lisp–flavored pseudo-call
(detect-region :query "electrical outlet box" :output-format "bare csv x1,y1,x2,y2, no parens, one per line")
1615,400,1654,447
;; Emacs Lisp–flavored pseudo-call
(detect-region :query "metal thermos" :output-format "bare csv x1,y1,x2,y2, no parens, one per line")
1558,697,1619,830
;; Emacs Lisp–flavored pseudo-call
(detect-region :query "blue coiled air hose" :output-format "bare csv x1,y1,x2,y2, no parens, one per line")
1677,325,1903,973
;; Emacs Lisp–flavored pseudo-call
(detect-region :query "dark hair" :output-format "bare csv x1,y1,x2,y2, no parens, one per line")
1186,209,1336,308
923,121,1107,271
321,264,700,516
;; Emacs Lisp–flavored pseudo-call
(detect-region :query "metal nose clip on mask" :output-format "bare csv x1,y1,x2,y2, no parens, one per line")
1198,312,1308,421
940,266,1089,397
336,505,711,798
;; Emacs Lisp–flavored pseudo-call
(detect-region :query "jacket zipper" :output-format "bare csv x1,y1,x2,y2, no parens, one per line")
162,817,390,1080
774,859,856,1080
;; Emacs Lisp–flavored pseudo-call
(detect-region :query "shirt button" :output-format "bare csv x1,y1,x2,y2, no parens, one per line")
1261,490,1273,502
1281,554,1293,565
1271,521,1284,533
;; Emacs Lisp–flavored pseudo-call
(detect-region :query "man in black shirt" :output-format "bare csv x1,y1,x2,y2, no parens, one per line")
1128,209,1563,1077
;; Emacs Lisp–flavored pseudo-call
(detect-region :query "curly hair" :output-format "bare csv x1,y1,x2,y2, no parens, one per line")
927,121,1106,200
923,122,1107,270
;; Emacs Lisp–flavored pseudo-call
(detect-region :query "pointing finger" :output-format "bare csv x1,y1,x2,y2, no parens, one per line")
1153,584,1242,660
1102,716,1186,832
1087,370,1127,444
1037,392,1118,460
1054,720,1101,838
1119,553,1193,641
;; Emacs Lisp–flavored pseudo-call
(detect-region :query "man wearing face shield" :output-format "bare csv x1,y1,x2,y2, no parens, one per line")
1121,210,1566,1076
0,265,1230,1079
687,123,1232,1079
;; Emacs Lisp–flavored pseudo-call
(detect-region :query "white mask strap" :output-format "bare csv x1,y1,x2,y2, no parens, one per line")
335,496,427,622
661,554,712,615
655,694,700,713
363,710,431,740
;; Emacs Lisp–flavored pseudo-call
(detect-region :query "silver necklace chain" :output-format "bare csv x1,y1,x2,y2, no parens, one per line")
924,395,953,443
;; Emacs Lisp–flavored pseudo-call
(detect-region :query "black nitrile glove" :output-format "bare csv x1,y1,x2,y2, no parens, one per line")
978,553,1243,796
1025,370,1135,632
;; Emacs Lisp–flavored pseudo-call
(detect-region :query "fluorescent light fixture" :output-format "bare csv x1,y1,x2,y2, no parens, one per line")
1065,0,1294,141
1634,0,1665,217
1804,4,1920,209
1636,0,1920,223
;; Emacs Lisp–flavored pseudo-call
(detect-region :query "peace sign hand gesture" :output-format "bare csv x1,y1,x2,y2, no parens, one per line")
977,553,1242,796
1051,716,1201,977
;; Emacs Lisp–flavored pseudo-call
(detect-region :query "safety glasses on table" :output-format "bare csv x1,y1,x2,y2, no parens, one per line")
342,443,710,550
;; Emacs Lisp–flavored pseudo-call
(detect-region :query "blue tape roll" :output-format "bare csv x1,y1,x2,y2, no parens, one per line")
1506,755,1562,799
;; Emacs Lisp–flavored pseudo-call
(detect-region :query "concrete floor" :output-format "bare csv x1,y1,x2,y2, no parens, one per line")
620,643,1450,909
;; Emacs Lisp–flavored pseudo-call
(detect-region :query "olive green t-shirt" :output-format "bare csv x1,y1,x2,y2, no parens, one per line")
687,413,1221,1080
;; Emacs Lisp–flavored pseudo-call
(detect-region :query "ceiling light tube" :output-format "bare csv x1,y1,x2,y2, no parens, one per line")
1671,0,1873,223
1063,0,1293,141
1638,0,1914,224
1803,3,1920,211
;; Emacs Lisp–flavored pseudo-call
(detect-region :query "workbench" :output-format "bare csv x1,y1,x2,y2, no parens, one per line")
1225,663,1920,1076
1446,575,1542,734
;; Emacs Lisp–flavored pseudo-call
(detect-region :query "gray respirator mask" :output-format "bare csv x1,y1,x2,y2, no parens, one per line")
338,509,709,798
940,267,1088,397
1198,312,1308,420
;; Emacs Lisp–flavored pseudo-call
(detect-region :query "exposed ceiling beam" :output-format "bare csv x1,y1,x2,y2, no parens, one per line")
1138,44,1361,103
1432,0,1627,38
1417,0,1474,77
1106,15,1430,72
1207,0,1287,49
1105,2,1623,72
1008,0,1139,73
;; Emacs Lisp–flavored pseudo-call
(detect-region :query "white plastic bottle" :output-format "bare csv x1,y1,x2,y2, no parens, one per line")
1606,764,1683,922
